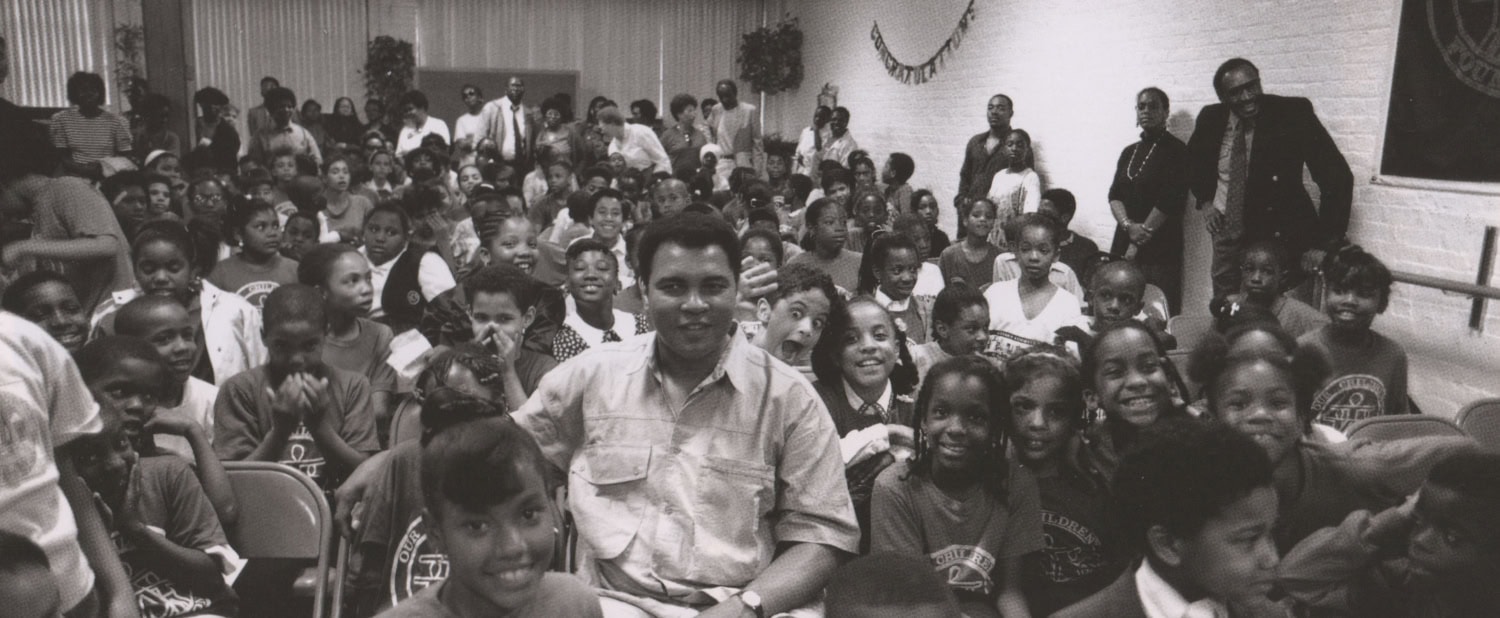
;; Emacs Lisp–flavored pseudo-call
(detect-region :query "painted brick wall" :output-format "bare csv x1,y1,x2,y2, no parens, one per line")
765,0,1500,417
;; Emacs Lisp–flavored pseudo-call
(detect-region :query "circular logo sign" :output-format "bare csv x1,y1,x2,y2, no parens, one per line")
1428,0,1500,97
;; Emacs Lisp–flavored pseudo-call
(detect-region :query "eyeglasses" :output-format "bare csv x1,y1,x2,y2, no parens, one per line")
193,193,224,203
462,91,479,97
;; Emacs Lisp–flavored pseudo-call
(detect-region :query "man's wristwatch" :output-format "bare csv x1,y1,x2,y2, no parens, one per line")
738,590,766,618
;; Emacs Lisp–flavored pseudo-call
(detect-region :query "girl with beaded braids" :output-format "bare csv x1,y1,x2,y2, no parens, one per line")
872,355,1042,618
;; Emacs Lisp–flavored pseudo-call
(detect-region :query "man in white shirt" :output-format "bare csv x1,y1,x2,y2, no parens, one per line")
820,107,859,167
481,76,536,171
395,90,450,158
451,84,486,150
599,106,671,175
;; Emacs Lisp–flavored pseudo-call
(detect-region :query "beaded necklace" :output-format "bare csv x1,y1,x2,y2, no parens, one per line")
1125,137,1159,181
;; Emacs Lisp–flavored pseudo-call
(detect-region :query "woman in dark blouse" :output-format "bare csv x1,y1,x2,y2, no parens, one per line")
1107,87,1189,313
190,87,240,174
326,96,365,149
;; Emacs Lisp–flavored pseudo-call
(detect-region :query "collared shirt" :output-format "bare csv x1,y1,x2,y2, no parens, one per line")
396,115,451,158
608,124,672,174
568,233,635,290
844,380,894,419
481,96,528,160
873,288,910,313
821,131,859,167
248,122,322,165
1212,113,1255,214
512,331,859,607
1135,560,1228,618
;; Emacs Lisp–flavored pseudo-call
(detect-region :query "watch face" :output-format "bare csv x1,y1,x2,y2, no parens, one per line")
742,590,762,608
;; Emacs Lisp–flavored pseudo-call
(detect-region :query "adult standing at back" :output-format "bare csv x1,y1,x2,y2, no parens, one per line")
1107,87,1189,313
450,84,486,150
1186,58,1352,298
482,76,536,172
708,79,762,169
955,94,1014,213
394,90,449,158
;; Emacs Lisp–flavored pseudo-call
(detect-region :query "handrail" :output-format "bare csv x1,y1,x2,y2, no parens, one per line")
1390,270,1500,301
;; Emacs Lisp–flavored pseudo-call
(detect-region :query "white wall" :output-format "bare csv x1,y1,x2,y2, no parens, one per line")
768,0,1500,417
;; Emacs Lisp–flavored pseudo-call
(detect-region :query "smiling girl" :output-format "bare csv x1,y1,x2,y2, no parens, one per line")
857,233,927,344
872,355,1041,618
1079,321,1188,474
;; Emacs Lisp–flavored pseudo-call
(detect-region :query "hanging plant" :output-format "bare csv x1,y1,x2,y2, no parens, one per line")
738,16,804,95
361,36,415,127
113,24,146,94
872,0,976,85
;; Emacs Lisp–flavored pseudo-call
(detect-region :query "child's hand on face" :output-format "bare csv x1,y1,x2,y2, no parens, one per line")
297,373,331,428
737,256,778,304
482,324,522,365
144,411,197,438
268,376,307,429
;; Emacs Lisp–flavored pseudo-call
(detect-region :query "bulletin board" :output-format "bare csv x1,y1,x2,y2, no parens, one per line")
414,68,580,124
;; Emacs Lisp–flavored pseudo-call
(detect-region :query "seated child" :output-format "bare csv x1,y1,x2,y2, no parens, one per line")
207,197,299,310
145,173,180,221
825,552,962,618
214,284,378,491
889,213,944,299
909,282,991,387
552,238,649,362
937,198,1001,289
113,297,220,462
0,531,65,618
1060,260,1177,351
361,203,457,335
377,414,602,617
574,188,634,289
911,190,951,258
321,154,374,243
72,354,243,618
352,389,506,617
882,153,914,217
750,262,840,378
1078,321,1191,473
871,356,1042,618
856,233,928,344
847,190,889,253
981,213,1083,362
464,264,558,412
280,211,320,262
1003,348,1120,617
298,243,399,436
1053,419,1279,618
1037,188,1099,279
1226,240,1327,338
742,222,788,270
0,270,90,353
422,212,564,356
1190,339,1472,552
1298,245,1408,432
1279,451,1500,616
785,197,863,294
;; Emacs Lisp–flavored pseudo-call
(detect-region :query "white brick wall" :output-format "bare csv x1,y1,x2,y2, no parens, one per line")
765,0,1500,418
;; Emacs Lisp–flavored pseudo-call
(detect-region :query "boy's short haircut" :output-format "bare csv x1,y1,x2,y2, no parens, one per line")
545,157,574,174
564,237,618,270
788,174,814,202
821,168,855,192
263,284,327,330
263,87,296,109
1321,244,1394,309
930,281,987,339
0,529,51,572
682,202,717,216
886,153,916,184
581,165,614,186
826,552,961,617
284,209,318,232
465,263,538,311
115,295,189,338
746,206,779,229
1089,260,1147,293
766,262,838,308
816,159,845,177
739,228,784,267
578,188,626,222
1040,188,1077,221
0,270,75,314
891,213,928,240
368,202,412,234
418,387,504,445
1111,418,1273,556
1425,451,1500,553
297,243,364,287
74,335,172,392
1241,239,1288,272
399,90,429,111
636,213,742,286
420,415,552,518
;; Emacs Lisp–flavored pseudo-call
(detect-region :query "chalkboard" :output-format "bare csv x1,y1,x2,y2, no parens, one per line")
414,68,580,129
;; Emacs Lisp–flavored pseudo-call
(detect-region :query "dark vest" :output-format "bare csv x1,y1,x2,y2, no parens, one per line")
380,248,431,334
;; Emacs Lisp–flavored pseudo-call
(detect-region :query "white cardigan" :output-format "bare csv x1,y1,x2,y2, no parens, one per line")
91,280,268,386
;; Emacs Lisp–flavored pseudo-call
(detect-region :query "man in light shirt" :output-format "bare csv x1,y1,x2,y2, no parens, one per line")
482,76,536,171
707,79,761,169
451,84,486,150
394,90,450,158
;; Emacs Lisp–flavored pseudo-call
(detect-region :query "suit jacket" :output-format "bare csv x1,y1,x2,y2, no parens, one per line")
1049,567,1147,618
1186,94,1353,253
482,96,539,163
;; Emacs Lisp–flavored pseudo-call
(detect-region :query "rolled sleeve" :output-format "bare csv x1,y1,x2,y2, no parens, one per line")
771,390,860,553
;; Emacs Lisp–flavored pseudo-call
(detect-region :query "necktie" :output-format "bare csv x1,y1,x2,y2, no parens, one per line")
1224,119,1250,239
602,329,622,343
512,106,526,161
858,400,887,422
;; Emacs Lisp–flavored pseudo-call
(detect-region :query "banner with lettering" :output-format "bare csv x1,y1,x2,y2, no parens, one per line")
1381,0,1500,182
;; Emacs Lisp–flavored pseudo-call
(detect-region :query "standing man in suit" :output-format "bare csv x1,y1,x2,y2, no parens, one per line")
482,76,535,171
1187,58,1353,298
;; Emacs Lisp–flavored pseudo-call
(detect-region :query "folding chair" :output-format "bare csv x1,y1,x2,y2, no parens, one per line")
1345,415,1466,443
1455,398,1500,451
1166,315,1215,353
224,461,335,618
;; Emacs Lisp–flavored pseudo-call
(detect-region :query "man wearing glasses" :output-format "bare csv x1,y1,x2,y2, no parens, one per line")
452,84,486,151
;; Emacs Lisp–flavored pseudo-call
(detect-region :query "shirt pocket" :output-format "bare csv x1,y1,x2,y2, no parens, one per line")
688,455,775,585
571,443,651,560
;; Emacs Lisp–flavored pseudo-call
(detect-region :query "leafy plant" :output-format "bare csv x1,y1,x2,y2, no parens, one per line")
113,24,145,94
362,36,415,126
738,16,803,95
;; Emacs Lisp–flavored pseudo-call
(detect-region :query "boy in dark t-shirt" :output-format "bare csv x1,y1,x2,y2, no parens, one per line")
214,285,378,490
1297,246,1408,431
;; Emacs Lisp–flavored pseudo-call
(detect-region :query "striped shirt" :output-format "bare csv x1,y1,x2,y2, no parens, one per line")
48,108,132,166
247,122,322,165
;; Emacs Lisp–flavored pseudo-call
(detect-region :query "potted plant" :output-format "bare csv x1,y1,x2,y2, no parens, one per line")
738,16,804,95
362,36,415,127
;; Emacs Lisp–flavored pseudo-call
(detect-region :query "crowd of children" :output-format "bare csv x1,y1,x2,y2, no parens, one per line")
2,58,1496,618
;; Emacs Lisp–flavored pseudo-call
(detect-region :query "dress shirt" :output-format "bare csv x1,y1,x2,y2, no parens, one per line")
821,131,859,167
608,124,672,173
1212,113,1255,215
1136,560,1228,618
481,96,528,160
